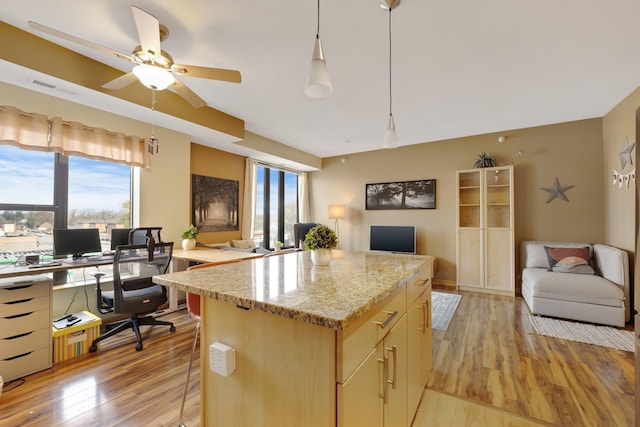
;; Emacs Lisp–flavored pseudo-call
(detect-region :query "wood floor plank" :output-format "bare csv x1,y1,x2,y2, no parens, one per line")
0,290,634,426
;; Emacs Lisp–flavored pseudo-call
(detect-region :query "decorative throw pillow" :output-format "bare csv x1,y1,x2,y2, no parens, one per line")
231,239,257,249
544,246,594,275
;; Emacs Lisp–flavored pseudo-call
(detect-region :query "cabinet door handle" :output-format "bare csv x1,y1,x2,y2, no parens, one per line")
417,302,428,334
377,356,388,403
375,310,398,329
386,345,397,389
425,300,430,329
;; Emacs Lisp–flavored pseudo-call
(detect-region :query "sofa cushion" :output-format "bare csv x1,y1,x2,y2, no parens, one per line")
521,241,594,269
544,246,594,274
522,268,624,308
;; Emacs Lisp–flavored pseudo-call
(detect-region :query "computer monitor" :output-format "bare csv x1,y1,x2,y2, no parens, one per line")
110,228,132,250
53,228,102,259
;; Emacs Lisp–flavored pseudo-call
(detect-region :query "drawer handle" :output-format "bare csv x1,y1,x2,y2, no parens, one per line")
4,285,34,291
425,300,430,329
375,311,398,329
4,331,33,340
4,351,32,361
5,312,34,320
5,298,33,305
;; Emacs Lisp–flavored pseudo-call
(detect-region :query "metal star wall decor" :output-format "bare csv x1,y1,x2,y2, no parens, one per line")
541,177,575,203
619,136,635,169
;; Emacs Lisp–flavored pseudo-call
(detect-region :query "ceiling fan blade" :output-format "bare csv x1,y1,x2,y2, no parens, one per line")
170,78,207,109
28,21,132,62
131,6,162,60
102,72,139,90
171,64,241,83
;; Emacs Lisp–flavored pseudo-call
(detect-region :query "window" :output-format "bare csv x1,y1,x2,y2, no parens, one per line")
253,165,299,249
0,145,131,259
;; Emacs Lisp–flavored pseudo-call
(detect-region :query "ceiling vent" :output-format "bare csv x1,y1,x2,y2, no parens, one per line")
32,78,56,90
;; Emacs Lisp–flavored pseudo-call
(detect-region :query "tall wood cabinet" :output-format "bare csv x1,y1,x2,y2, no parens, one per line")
456,166,514,295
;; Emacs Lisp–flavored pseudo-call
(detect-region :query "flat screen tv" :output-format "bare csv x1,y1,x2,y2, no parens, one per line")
110,228,132,250
369,225,416,254
53,228,102,259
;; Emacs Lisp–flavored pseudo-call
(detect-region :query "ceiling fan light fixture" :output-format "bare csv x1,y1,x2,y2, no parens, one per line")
133,63,175,90
305,37,333,98
383,114,398,149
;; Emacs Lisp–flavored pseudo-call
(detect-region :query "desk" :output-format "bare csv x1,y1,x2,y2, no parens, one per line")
0,257,114,280
168,248,264,310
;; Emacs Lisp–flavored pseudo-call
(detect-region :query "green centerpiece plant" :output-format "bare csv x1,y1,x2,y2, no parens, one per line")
304,224,338,265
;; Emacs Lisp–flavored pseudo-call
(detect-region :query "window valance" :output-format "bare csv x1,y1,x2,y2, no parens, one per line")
0,105,150,168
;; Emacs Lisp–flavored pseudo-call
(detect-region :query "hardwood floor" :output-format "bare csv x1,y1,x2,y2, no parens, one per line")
415,288,635,427
0,290,634,426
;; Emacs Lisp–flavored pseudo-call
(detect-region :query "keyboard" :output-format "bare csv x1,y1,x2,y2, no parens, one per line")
28,262,62,269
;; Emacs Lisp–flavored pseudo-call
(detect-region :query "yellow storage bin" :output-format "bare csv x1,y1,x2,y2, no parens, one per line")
52,311,102,363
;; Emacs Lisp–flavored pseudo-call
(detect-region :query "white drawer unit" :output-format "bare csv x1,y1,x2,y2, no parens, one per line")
0,275,53,381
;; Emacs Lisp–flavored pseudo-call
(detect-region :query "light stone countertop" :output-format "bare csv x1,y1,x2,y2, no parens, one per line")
153,250,431,330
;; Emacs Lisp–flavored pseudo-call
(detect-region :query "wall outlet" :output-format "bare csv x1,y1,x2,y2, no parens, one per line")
209,342,236,377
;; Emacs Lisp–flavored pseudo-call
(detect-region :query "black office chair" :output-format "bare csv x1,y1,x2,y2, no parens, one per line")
90,241,175,352
129,227,163,246
293,222,319,248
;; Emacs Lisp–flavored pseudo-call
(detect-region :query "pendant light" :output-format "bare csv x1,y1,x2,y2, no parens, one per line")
382,0,399,149
305,0,333,98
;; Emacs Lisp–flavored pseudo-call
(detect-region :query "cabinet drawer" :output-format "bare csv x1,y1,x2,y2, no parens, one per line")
0,309,51,339
0,295,50,318
337,284,406,383
0,327,51,359
0,280,50,303
0,346,51,382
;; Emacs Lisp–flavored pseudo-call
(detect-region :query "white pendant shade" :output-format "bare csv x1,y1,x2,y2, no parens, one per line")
133,64,175,90
383,115,398,149
305,38,333,98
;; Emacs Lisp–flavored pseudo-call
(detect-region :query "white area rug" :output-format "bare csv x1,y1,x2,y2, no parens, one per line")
432,291,461,331
529,316,634,352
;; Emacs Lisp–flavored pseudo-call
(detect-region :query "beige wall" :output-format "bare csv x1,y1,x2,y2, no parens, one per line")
308,119,605,283
602,86,640,310
190,143,246,244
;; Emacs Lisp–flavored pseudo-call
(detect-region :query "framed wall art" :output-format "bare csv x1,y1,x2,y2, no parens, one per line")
366,179,436,210
192,174,239,232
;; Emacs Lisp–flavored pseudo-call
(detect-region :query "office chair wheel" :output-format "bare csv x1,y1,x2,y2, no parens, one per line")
89,344,98,353
135,342,143,351
170,325,176,332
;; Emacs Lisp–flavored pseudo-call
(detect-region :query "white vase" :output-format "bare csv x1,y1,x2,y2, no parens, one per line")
181,238,196,250
311,248,332,266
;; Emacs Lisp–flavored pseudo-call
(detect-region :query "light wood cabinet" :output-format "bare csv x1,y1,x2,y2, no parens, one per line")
338,265,432,427
456,166,514,295
0,275,52,381
407,282,432,420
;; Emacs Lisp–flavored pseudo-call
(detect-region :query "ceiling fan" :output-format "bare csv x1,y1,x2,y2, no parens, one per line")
28,5,241,108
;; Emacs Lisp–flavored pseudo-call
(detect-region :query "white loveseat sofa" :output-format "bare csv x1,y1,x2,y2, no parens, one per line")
520,241,630,327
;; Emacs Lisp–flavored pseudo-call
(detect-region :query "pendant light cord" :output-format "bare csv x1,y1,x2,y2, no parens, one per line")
388,8,393,117
316,0,320,38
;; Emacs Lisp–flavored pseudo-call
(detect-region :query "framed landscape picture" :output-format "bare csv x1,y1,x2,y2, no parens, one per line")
366,179,436,210
191,174,239,232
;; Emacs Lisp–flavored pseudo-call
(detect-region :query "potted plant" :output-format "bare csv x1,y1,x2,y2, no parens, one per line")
180,224,198,250
304,224,338,265
274,240,284,251
473,152,496,168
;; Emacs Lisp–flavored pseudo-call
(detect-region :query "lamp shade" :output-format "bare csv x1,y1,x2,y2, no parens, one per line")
305,38,333,98
133,64,175,90
328,204,346,220
383,115,398,149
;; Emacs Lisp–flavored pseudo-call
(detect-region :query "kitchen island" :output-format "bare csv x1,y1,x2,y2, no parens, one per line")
154,250,434,427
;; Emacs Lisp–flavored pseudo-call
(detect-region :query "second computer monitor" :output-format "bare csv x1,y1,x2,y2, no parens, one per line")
110,228,132,250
